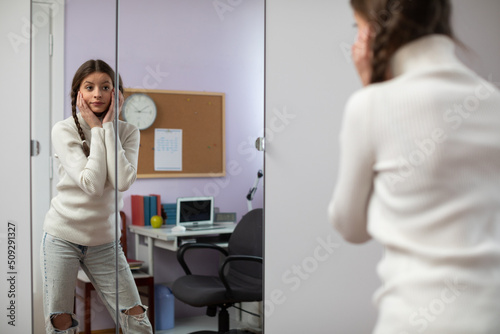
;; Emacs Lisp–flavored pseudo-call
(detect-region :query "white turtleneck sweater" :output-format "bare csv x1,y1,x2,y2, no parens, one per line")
44,113,139,246
328,35,500,333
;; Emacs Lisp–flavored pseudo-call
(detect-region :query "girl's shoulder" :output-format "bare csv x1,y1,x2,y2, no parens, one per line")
117,120,139,134
345,85,379,114
117,120,140,143
52,116,78,134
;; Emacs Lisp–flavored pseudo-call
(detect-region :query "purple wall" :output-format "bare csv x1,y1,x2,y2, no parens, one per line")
65,0,264,327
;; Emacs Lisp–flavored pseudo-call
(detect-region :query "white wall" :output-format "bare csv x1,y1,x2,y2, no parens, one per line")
264,1,381,332
452,0,500,85
264,0,500,333
0,1,33,333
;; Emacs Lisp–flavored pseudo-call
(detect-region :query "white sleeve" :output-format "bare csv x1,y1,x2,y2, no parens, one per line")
103,122,140,192
328,90,375,243
52,122,107,197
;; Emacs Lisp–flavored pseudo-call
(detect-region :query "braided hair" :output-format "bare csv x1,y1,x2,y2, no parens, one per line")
350,0,454,84
70,59,123,157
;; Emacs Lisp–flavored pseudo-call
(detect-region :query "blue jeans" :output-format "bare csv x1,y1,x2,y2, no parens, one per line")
40,232,153,333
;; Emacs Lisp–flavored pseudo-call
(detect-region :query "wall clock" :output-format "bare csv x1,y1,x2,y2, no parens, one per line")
123,93,157,130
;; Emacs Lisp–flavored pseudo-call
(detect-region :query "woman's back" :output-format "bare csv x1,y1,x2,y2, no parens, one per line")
359,35,500,334
331,1,500,332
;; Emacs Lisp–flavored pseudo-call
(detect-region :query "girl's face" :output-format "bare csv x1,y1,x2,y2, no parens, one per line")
353,11,370,41
79,72,113,116
351,11,374,86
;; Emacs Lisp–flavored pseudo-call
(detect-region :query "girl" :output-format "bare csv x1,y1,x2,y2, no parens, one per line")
41,59,152,333
329,1,500,333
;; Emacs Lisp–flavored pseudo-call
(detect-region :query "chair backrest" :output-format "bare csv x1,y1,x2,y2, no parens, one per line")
227,208,263,280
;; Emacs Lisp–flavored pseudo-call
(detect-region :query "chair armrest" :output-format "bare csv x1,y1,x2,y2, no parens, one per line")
177,243,229,275
218,255,263,295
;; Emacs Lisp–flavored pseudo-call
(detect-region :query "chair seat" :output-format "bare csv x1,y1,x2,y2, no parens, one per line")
172,275,228,307
172,275,262,307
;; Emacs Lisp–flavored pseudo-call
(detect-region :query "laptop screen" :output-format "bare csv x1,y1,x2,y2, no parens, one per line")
176,196,214,226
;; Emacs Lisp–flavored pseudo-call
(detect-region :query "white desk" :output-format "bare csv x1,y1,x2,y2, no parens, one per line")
128,224,236,275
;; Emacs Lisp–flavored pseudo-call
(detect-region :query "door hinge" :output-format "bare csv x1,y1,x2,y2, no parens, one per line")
31,140,41,157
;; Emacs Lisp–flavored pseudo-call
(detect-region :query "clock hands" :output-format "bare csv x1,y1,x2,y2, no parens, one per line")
131,104,152,114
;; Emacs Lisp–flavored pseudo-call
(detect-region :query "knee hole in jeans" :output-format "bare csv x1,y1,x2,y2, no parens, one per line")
123,305,146,317
51,313,73,330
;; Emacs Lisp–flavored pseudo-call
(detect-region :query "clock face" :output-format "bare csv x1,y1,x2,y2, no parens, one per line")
123,93,157,130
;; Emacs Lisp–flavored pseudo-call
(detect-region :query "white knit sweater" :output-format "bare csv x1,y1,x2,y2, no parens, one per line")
44,113,139,246
329,35,500,333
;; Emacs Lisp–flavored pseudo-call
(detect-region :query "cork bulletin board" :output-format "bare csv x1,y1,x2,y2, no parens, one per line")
123,89,226,178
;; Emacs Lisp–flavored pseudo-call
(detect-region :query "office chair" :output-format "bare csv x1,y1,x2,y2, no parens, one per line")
74,211,155,334
172,208,263,334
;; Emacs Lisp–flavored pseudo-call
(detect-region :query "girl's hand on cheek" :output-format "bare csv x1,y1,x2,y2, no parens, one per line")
103,89,116,124
118,90,124,117
78,91,102,128
103,89,124,124
352,25,373,86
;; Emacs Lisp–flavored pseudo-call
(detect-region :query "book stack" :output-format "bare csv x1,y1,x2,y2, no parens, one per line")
131,194,162,226
127,258,144,271
162,203,177,225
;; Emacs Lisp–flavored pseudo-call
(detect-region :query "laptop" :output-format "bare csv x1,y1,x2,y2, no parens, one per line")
176,196,225,231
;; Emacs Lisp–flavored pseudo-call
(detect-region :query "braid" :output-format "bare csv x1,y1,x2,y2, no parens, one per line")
352,0,455,84
370,23,391,84
369,6,445,83
71,90,90,157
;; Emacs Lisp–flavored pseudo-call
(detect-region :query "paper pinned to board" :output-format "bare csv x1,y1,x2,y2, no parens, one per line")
154,128,182,171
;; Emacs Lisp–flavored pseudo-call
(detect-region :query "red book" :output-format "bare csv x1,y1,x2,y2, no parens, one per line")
131,195,145,226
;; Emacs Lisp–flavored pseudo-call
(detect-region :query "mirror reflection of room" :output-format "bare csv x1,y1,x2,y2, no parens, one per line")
31,0,264,333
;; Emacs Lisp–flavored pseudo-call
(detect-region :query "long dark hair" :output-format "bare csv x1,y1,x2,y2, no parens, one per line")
71,59,123,157
350,0,454,84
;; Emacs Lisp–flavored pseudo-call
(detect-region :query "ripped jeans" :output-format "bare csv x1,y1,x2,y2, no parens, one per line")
40,232,153,334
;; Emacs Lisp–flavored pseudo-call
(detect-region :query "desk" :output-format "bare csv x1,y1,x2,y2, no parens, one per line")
128,224,236,275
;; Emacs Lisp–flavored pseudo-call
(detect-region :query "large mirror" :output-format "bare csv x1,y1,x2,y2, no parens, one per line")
30,0,264,332
4,0,498,333
31,0,119,332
